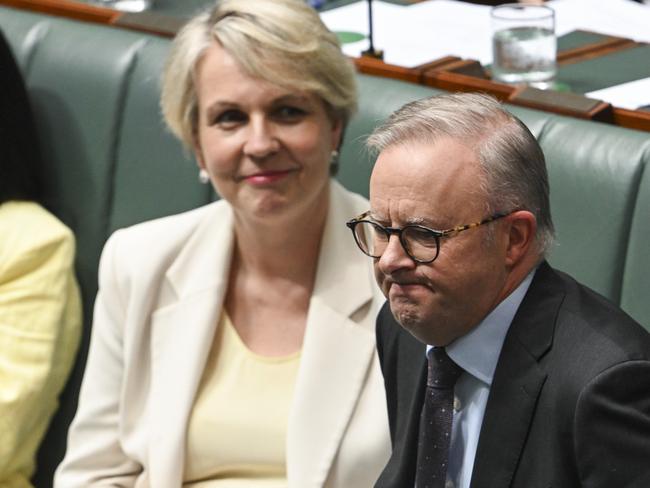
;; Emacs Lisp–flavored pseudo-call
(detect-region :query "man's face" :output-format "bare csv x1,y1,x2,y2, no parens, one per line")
369,137,510,346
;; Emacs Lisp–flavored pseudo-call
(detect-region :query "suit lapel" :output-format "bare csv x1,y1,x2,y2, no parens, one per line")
389,327,427,486
148,203,234,486
470,263,564,488
287,182,379,487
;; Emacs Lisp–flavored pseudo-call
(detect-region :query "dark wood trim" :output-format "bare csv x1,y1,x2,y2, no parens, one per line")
422,70,516,101
557,30,635,63
612,107,650,132
559,38,640,66
0,0,118,24
353,55,423,83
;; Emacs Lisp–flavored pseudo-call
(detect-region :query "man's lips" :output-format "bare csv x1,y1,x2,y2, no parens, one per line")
386,279,432,295
238,168,298,185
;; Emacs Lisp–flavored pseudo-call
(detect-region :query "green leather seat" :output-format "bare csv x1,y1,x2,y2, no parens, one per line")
621,162,650,328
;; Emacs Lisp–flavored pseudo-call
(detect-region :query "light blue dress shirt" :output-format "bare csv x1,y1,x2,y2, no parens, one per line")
426,269,535,488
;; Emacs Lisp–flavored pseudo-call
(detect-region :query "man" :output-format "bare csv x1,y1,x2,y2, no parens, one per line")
346,93,650,487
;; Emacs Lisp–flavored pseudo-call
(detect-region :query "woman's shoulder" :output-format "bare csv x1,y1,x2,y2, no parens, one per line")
99,201,230,277
0,200,73,249
108,201,227,246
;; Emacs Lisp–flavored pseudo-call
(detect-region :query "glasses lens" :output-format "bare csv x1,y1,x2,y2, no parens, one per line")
402,226,439,262
354,221,388,258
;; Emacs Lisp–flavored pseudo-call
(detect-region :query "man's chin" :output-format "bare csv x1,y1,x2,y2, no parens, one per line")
390,302,423,330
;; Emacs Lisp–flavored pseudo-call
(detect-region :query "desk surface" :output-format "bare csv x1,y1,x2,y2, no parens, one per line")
2,0,650,132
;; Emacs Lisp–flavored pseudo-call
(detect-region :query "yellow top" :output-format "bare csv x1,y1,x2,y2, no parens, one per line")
0,201,82,488
184,313,301,487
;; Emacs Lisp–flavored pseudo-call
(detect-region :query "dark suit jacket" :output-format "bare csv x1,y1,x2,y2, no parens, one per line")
375,262,650,488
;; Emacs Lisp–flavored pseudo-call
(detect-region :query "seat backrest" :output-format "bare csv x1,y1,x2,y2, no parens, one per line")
621,163,650,329
513,109,650,309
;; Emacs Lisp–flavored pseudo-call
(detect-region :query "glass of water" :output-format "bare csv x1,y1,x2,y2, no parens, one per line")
93,0,153,12
491,3,556,89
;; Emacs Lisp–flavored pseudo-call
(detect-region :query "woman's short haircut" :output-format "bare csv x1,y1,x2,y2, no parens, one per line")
0,30,44,205
161,0,358,150
367,92,555,256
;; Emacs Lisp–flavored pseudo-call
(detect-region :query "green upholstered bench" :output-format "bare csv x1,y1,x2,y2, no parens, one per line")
1,6,649,487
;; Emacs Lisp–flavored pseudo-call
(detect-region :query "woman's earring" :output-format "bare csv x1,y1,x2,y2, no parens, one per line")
198,169,210,184
329,149,340,175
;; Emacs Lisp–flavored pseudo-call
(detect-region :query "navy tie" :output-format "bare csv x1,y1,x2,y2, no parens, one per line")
415,347,463,488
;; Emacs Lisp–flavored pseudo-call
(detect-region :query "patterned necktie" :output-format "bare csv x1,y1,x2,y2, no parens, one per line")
415,347,463,488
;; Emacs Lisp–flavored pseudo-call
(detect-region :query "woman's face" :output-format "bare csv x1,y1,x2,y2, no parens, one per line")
192,42,342,225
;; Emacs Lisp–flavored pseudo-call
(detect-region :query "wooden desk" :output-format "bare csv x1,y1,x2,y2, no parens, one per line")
2,0,650,132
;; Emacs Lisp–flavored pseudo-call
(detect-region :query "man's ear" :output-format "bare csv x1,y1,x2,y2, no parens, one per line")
504,210,537,267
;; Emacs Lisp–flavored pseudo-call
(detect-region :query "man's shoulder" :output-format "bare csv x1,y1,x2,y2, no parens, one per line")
532,263,650,368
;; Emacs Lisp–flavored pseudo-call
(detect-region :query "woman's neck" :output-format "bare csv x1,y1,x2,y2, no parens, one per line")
230,191,329,282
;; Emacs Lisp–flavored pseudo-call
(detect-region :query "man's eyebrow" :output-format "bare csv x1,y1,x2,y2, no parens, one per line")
367,213,444,228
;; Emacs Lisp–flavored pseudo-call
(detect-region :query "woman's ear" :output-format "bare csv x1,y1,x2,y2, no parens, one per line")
192,132,206,170
331,117,343,151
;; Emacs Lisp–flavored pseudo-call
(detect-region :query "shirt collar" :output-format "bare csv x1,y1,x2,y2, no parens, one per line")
427,269,536,386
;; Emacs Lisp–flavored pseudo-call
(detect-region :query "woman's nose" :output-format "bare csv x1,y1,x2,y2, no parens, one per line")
243,118,280,158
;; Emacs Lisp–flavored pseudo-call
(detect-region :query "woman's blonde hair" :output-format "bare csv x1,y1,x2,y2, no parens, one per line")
161,0,358,150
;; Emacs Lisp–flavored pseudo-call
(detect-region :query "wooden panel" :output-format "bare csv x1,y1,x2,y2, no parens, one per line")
510,86,613,121
422,70,516,101
559,39,640,67
0,0,118,23
353,55,423,83
557,30,635,63
612,108,650,133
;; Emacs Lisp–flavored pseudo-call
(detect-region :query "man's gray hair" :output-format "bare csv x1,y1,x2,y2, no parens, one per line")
367,92,554,256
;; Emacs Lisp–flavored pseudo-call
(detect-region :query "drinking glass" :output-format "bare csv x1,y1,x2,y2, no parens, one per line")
94,0,153,12
491,4,556,88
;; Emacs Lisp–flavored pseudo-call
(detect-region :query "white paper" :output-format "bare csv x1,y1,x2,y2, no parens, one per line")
586,77,650,110
321,0,650,68
547,0,650,44
320,0,493,67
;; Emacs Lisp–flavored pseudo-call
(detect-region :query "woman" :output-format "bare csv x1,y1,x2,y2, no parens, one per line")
0,29,81,487
55,0,390,487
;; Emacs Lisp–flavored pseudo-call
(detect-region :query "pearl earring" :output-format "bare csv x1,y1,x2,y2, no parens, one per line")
198,169,210,184
330,150,340,175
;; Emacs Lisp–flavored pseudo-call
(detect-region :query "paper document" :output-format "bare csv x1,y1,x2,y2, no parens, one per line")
320,0,650,68
586,78,650,110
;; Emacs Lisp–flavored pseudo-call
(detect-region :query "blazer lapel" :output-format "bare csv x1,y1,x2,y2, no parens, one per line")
470,263,564,488
287,182,379,487
389,330,427,487
148,204,234,486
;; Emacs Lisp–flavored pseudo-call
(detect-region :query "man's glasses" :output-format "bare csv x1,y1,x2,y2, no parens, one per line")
346,211,510,264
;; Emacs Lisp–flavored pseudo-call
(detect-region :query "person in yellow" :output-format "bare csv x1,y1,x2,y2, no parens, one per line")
0,30,82,488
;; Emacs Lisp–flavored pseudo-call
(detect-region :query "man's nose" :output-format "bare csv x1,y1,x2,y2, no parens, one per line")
376,235,416,275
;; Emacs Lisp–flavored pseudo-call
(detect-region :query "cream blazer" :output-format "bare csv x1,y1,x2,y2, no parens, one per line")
55,181,390,488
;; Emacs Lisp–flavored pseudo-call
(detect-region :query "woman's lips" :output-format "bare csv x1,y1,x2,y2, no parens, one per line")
241,169,297,185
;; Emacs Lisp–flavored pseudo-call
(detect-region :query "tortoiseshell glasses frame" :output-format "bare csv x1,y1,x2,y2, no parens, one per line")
346,210,511,264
